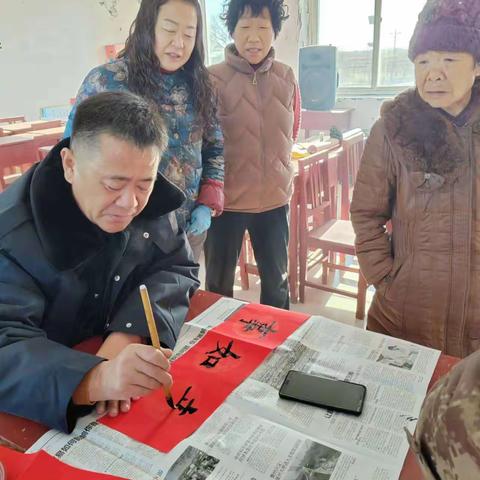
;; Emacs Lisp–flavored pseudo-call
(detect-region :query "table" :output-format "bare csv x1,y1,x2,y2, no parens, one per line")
301,109,354,138
0,120,63,136
0,128,64,190
30,126,64,148
0,135,34,147
0,135,37,190
0,290,460,479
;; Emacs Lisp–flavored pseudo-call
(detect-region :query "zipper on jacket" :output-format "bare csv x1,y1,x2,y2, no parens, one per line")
444,184,454,353
459,127,474,356
253,70,266,207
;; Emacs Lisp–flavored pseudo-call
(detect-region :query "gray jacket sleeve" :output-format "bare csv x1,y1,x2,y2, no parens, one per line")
0,254,103,432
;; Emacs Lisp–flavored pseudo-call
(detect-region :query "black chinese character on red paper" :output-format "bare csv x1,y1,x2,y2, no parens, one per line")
239,318,278,337
176,386,198,416
200,340,241,369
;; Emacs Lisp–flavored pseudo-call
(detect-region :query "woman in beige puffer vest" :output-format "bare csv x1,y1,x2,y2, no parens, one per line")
205,0,300,309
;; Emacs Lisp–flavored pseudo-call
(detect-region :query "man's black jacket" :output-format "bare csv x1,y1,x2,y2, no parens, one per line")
0,139,199,432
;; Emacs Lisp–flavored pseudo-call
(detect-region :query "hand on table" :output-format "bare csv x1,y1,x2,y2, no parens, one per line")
73,343,173,417
95,332,144,417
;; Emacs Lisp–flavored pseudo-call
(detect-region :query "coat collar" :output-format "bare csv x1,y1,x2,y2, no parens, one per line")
381,81,480,176
224,43,275,75
30,138,185,271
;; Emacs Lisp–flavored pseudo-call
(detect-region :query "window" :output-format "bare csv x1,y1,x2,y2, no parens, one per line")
318,0,374,88
316,0,424,93
378,0,419,87
202,0,230,66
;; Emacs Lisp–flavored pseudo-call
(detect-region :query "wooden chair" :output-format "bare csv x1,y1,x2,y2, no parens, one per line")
238,233,258,290
297,148,367,320
338,128,365,220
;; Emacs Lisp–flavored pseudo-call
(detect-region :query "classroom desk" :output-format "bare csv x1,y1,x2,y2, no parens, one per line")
0,135,37,189
0,120,63,136
30,126,64,148
0,134,36,174
0,128,64,186
0,290,460,479
0,135,34,148
301,109,354,138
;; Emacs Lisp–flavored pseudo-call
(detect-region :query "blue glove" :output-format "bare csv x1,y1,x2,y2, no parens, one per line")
187,205,212,236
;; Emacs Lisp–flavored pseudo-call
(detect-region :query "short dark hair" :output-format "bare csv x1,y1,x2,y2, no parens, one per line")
222,0,289,38
71,91,167,154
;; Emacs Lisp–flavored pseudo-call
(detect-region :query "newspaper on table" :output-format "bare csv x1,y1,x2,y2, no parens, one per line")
29,297,440,480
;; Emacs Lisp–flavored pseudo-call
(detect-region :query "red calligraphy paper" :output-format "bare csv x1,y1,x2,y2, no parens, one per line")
0,446,125,480
0,446,33,480
216,303,309,349
101,303,310,452
101,331,270,451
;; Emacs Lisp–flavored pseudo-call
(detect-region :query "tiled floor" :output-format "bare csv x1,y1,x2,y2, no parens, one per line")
197,254,374,329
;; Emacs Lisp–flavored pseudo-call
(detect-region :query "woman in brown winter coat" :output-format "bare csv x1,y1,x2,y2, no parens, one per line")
351,0,480,357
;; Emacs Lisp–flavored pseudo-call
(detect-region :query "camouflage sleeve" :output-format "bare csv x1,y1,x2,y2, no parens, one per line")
412,350,480,479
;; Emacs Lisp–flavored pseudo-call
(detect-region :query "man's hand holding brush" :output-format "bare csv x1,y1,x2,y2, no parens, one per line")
72,342,174,415
72,284,176,415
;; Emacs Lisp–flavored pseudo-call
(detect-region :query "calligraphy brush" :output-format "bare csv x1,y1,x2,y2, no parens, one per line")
139,284,176,409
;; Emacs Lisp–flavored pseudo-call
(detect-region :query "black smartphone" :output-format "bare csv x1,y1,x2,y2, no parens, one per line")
279,370,366,416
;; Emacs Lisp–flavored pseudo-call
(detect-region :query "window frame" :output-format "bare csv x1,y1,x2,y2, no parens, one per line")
201,0,234,66
311,0,415,97
200,0,210,62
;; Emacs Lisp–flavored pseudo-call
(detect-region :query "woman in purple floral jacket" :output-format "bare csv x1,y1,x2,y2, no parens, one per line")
65,0,224,260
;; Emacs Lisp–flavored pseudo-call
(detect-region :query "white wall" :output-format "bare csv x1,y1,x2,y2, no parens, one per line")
0,0,304,121
274,0,301,75
0,0,386,130
336,97,386,132
0,0,140,120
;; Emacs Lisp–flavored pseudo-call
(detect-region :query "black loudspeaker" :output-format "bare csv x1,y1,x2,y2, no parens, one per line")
299,45,337,111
